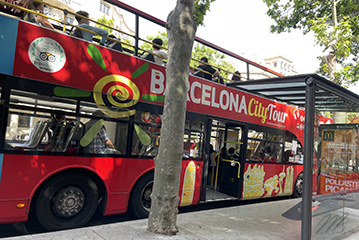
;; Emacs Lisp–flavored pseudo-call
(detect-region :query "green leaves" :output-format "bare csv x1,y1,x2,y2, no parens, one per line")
263,0,359,85
191,43,235,80
140,30,235,81
95,15,115,34
193,0,216,26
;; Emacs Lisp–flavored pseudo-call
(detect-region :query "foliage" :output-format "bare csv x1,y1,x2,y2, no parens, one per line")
191,43,235,80
140,32,235,81
95,15,115,34
121,38,135,53
193,0,216,26
140,32,168,55
262,0,359,84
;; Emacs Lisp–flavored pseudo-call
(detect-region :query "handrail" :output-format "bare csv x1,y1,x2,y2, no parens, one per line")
221,159,241,179
0,0,243,82
31,0,136,41
0,0,136,52
105,0,285,79
0,0,60,24
0,0,283,83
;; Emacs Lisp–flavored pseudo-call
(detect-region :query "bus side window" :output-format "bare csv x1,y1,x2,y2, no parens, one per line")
5,112,51,150
52,120,81,153
81,112,127,155
132,111,161,157
247,130,283,164
182,124,204,159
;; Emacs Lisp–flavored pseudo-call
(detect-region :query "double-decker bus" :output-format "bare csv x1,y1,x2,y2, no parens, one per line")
0,0,330,231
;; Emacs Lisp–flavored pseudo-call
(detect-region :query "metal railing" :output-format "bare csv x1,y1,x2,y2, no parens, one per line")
0,0,284,83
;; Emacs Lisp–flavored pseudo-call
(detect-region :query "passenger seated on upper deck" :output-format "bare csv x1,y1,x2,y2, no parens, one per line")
212,68,225,84
0,0,31,18
23,0,55,30
231,71,242,82
194,57,220,81
106,35,123,52
143,38,168,65
73,10,108,45
151,38,168,64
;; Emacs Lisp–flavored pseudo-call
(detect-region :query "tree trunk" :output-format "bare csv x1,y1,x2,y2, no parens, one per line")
147,0,196,236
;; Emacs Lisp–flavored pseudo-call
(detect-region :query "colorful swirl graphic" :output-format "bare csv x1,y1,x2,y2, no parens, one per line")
93,74,140,118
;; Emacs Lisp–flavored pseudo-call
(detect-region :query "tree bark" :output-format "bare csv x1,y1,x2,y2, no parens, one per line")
147,0,196,236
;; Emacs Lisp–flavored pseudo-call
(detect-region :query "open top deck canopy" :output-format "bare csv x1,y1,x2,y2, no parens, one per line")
227,73,359,112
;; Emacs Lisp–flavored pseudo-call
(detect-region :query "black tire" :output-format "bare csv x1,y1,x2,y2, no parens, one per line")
34,172,99,231
130,172,153,218
293,172,303,198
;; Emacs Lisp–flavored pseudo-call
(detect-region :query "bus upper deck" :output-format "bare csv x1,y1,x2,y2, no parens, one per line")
0,0,304,139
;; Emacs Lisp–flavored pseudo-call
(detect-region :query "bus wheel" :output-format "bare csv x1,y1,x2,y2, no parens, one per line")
130,173,153,218
34,172,99,231
293,173,303,198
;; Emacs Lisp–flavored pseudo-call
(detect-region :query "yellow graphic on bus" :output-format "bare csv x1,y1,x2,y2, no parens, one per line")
79,119,104,147
283,166,294,194
263,175,279,197
93,74,139,118
180,161,196,206
242,164,265,199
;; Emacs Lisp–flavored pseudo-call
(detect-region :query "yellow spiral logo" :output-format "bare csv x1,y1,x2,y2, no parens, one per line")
93,74,140,118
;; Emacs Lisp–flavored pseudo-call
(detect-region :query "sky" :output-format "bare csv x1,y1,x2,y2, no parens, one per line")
119,0,322,73
118,0,359,92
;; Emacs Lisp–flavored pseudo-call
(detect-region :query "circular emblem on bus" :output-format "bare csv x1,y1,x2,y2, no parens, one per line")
28,37,66,73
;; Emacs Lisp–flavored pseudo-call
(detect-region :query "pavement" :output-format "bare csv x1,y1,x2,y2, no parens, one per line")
2,198,359,240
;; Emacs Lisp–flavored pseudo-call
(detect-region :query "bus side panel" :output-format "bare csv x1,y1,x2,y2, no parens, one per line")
0,154,154,222
0,154,203,222
0,199,29,223
105,193,129,215
241,163,303,200
103,158,155,214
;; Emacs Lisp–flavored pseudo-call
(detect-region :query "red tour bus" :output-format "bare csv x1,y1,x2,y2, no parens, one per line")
0,3,331,231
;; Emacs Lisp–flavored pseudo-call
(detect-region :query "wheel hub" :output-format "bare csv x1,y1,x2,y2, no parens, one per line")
296,178,303,194
52,186,85,218
141,182,153,211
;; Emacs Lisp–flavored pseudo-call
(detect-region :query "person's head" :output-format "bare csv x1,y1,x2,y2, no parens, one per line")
76,10,89,24
152,38,163,50
228,147,235,156
106,34,117,44
232,71,241,81
220,147,227,157
200,57,208,65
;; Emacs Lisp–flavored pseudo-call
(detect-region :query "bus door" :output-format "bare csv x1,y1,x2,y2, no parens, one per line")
209,119,248,198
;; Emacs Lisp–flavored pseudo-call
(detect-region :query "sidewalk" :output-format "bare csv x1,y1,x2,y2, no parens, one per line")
2,198,359,240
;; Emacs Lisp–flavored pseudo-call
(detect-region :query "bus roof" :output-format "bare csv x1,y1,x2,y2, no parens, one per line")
228,73,359,113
